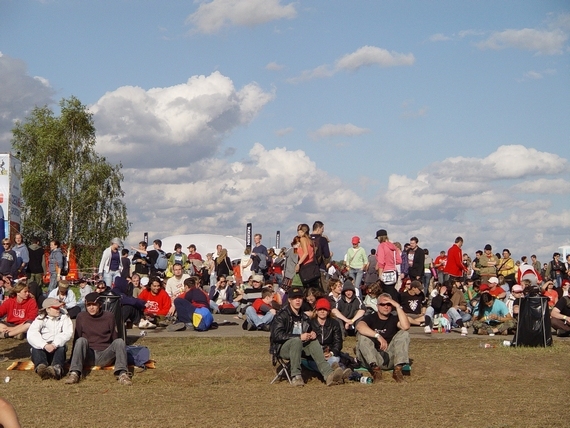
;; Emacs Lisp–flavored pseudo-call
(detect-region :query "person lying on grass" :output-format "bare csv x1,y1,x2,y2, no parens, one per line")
27,298,72,380
65,292,132,386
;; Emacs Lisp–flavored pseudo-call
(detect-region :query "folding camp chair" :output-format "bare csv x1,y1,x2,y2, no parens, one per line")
270,354,292,385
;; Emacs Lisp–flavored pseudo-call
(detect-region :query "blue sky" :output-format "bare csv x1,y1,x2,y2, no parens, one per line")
0,0,569,262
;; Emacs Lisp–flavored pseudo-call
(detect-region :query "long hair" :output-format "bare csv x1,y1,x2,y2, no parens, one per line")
476,292,494,320
8,283,28,298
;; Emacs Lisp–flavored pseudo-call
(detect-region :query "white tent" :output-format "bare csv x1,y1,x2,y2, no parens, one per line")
159,234,246,261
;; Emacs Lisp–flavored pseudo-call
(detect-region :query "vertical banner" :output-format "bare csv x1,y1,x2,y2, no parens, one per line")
245,223,252,247
143,232,148,244
9,155,22,240
0,154,9,243
276,231,280,249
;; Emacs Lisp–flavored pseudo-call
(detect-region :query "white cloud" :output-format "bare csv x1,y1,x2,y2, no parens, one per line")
371,145,570,260
458,29,486,38
288,45,414,83
429,33,451,42
265,61,284,71
275,127,293,136
186,0,296,34
476,28,568,55
518,68,556,82
123,143,366,246
335,46,415,71
0,53,55,149
90,71,274,168
310,123,371,140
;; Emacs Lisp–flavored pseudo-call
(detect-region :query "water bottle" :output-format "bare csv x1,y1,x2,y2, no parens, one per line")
360,376,373,384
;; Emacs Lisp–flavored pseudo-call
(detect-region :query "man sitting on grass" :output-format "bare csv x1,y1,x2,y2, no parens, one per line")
244,288,276,331
168,277,211,331
270,286,344,387
65,292,132,385
355,293,411,383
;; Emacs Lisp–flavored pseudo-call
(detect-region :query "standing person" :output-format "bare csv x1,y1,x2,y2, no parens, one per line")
546,253,567,289
344,236,367,293
433,251,448,284
27,298,73,380
531,255,542,274
26,237,45,285
98,238,123,288
186,244,202,275
138,240,168,277
240,247,253,284
131,241,150,278
497,249,516,286
295,224,319,288
443,237,468,282
406,237,425,284
471,250,483,281
120,249,131,279
204,252,216,288
422,249,434,296
479,244,499,285
13,233,29,277
169,244,188,270
364,249,379,287
310,221,332,291
64,292,132,385
48,240,64,293
251,234,269,277
0,239,18,277
375,229,402,301
215,248,232,278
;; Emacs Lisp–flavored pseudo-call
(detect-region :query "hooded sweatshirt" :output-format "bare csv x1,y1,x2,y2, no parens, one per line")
376,241,402,271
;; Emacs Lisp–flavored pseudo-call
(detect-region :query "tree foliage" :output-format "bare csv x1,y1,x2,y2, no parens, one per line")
11,96,129,269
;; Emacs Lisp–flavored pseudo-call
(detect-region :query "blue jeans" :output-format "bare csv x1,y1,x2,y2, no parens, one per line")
31,346,67,369
422,273,432,295
348,268,364,297
245,305,274,327
305,355,340,372
425,306,470,327
103,270,120,288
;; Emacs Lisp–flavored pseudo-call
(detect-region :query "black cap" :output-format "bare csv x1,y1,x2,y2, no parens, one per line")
375,229,387,239
84,292,101,304
289,287,304,298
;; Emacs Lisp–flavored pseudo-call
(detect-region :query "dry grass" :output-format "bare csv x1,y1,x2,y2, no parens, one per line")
1,336,569,428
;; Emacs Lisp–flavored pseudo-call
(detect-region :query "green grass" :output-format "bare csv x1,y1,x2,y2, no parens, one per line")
1,336,569,427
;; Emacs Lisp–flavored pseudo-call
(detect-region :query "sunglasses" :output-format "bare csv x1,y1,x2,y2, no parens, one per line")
377,303,392,307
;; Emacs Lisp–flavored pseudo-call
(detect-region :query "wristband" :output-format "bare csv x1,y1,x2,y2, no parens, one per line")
374,333,380,340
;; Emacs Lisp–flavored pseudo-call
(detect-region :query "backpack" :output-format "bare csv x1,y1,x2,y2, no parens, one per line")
60,253,69,276
126,345,151,368
192,306,213,331
154,249,168,271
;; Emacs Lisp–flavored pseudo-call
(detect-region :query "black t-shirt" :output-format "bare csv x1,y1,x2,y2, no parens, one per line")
399,291,424,315
554,296,570,316
360,312,400,343
335,296,365,319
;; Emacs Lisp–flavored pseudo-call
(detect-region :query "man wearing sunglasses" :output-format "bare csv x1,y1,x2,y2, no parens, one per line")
355,293,410,383
0,239,18,277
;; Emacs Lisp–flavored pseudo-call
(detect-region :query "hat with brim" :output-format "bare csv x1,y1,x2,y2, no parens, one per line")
42,298,65,310
289,287,304,299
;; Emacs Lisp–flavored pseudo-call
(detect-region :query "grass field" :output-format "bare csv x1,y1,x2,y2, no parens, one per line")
1,336,569,428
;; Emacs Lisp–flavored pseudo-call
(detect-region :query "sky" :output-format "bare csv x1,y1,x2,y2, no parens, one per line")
0,0,569,262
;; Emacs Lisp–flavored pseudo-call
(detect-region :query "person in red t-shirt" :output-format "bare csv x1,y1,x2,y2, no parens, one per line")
443,237,468,281
433,251,447,284
0,282,38,339
244,289,276,331
138,276,172,326
487,277,506,300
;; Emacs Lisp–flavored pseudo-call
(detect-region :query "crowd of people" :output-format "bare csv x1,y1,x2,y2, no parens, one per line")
0,224,568,389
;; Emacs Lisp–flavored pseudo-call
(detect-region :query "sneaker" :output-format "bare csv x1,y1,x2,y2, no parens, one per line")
291,375,305,387
258,323,271,332
461,327,468,336
166,322,186,332
392,366,404,383
52,365,63,380
65,371,80,385
138,320,156,329
488,333,495,337
45,366,57,380
326,367,344,386
424,326,432,334
245,320,257,331
36,363,50,380
117,372,132,386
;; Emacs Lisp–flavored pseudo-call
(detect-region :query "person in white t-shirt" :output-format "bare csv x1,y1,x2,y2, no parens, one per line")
165,263,190,316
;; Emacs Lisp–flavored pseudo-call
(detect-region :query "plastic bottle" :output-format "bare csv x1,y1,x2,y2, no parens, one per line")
479,342,495,348
360,376,373,384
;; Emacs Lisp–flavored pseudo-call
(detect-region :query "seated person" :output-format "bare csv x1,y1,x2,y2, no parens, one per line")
424,282,469,336
355,293,411,382
487,277,506,300
130,273,143,298
237,274,264,313
209,275,235,313
112,277,151,329
399,280,425,326
0,282,38,339
48,280,80,319
168,277,210,331
77,278,93,311
363,281,382,314
165,263,190,312
472,292,515,336
327,278,343,307
551,290,570,337
308,298,349,377
27,298,72,380
464,278,480,311
138,276,171,326
244,288,276,331
65,292,132,385
300,287,325,318
270,286,344,387
506,284,524,318
449,278,471,326
541,280,558,309
331,280,366,336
